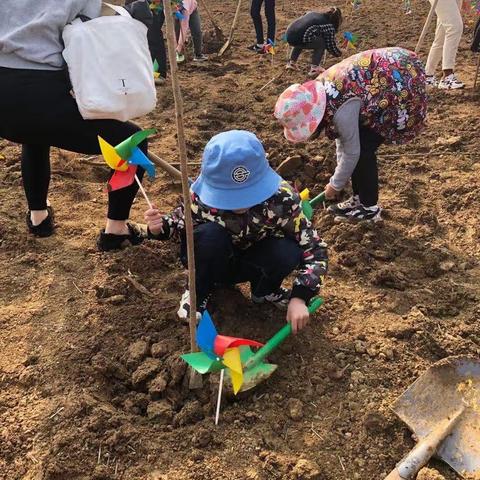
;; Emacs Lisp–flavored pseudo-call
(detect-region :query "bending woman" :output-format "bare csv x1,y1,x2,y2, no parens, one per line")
0,0,149,251
275,48,427,222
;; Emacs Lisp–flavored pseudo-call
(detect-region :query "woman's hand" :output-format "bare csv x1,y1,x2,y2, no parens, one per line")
325,183,341,200
144,206,164,235
287,298,310,334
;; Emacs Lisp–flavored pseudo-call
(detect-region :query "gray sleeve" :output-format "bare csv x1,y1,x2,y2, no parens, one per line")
80,0,102,19
330,98,362,191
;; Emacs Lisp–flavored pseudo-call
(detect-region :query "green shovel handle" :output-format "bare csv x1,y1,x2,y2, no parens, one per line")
244,297,324,370
309,191,326,208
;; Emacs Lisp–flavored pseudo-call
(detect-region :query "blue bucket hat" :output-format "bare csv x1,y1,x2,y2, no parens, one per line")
191,130,282,210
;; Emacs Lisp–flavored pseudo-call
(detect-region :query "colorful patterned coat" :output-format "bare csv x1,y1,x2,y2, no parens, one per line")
318,47,427,144
154,181,328,300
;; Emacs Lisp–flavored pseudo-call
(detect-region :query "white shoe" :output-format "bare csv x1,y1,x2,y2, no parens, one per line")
425,75,438,87
438,74,464,90
193,54,208,62
177,289,206,323
176,52,185,64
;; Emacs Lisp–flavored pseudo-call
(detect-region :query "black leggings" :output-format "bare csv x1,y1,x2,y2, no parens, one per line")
351,127,384,207
250,0,276,44
290,37,326,66
0,67,147,220
148,11,167,78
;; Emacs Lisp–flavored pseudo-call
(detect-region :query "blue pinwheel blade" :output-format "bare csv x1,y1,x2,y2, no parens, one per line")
128,147,156,178
196,310,218,359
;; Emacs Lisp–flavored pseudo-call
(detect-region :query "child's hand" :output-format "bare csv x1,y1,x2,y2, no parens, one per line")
144,206,164,235
325,183,340,200
287,298,309,334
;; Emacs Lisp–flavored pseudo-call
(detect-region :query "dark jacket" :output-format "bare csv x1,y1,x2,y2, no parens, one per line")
472,17,480,53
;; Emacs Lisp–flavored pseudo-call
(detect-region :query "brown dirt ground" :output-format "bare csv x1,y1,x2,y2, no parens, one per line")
1,1,480,479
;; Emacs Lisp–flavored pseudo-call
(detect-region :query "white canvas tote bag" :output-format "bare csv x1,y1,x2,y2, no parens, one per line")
62,3,156,122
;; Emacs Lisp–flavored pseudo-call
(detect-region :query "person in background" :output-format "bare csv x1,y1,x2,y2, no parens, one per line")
425,0,465,89
275,47,427,223
248,0,276,53
175,0,208,63
144,130,328,334
0,0,149,250
285,7,343,78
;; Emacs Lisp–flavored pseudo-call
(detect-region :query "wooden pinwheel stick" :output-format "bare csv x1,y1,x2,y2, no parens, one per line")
163,0,202,389
134,174,153,209
415,0,439,54
215,369,225,425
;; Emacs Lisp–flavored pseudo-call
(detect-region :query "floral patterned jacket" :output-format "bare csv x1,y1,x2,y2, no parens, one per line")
151,181,328,302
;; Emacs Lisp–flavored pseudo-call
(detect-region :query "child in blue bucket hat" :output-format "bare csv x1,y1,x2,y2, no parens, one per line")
145,130,328,333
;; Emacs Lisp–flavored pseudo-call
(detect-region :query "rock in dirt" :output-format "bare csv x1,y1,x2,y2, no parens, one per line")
104,294,126,305
435,135,461,148
276,155,303,176
124,393,149,416
191,427,213,448
150,341,169,358
417,467,446,480
148,373,168,398
131,358,162,388
287,398,304,421
166,357,187,385
174,400,204,426
147,400,174,424
127,340,149,367
354,340,367,354
291,459,322,480
363,411,387,434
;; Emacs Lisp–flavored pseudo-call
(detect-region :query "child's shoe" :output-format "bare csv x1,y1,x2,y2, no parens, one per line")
248,43,266,54
327,195,361,216
285,61,298,71
176,52,185,63
334,204,382,223
251,287,290,310
193,54,208,62
308,65,325,78
438,74,464,90
177,289,209,323
97,222,146,251
425,75,438,87
154,76,166,85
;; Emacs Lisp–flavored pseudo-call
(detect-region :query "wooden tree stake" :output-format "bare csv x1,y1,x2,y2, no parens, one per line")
163,0,202,389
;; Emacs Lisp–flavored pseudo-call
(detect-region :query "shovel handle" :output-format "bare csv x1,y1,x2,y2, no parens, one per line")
309,191,326,208
244,297,324,370
384,470,404,480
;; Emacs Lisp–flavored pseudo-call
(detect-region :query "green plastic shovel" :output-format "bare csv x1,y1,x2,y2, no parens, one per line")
302,191,326,221
237,297,324,392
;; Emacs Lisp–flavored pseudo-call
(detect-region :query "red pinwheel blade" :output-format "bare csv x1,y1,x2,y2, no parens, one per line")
108,165,137,191
213,335,263,357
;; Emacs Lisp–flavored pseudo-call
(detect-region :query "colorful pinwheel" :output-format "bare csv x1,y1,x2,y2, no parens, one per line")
343,31,359,50
181,311,263,394
97,129,156,206
263,39,276,56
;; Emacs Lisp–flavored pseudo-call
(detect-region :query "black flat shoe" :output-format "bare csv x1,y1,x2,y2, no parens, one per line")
26,206,55,237
97,222,147,252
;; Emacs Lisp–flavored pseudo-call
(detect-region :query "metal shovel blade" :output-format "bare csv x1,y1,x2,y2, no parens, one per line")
391,356,480,476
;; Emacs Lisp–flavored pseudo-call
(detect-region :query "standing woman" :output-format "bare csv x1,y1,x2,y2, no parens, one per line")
0,0,149,250
274,47,427,222
425,0,464,89
249,0,276,52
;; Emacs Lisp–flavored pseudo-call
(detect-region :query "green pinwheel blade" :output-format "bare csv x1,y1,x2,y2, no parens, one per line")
115,128,157,160
302,199,313,221
181,352,224,374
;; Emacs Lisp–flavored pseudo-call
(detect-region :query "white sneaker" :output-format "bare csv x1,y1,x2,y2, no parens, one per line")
193,54,208,62
176,52,185,64
425,75,438,87
177,289,206,323
438,74,464,90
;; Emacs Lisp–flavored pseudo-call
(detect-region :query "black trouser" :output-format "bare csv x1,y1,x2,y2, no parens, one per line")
351,127,384,207
0,67,147,220
290,37,326,66
148,11,167,78
180,222,302,308
250,0,276,44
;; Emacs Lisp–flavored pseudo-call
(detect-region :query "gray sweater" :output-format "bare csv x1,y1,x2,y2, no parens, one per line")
0,0,101,70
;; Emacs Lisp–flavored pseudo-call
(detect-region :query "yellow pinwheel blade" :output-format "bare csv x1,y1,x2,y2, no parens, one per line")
223,348,243,394
98,136,128,171
300,188,310,201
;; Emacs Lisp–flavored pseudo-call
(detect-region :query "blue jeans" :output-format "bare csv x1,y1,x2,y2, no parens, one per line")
180,222,302,308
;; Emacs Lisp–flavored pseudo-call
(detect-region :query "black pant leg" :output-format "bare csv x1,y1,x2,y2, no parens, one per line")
180,222,234,308
351,127,384,207
234,237,303,297
250,0,264,44
264,0,276,42
148,11,167,78
21,145,50,210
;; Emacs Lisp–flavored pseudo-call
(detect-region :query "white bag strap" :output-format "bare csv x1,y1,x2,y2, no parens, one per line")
103,2,132,18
